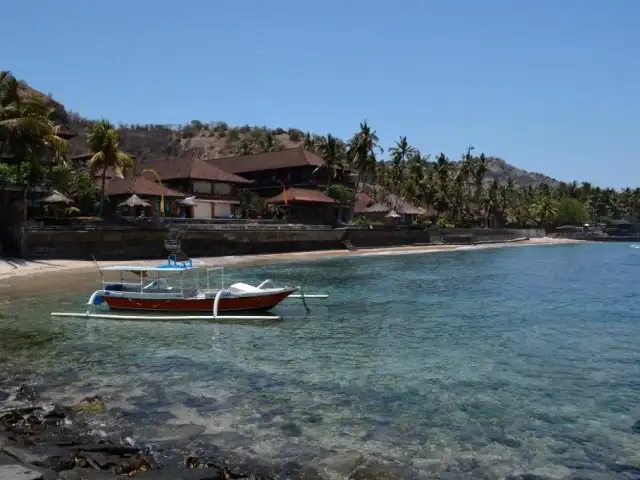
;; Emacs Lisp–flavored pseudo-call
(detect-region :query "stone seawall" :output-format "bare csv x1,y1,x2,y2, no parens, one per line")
342,228,431,247
428,228,546,244
24,227,347,260
24,226,546,260
25,229,168,260
180,229,346,256
342,227,546,248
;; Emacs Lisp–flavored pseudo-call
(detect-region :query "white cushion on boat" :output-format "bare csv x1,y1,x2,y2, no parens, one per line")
229,282,262,293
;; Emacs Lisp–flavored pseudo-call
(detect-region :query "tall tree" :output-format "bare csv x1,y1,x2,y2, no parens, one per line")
86,119,133,216
347,121,382,192
315,134,346,192
388,136,415,191
0,71,69,207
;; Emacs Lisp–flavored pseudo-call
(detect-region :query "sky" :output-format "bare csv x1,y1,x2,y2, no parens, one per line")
3,0,639,188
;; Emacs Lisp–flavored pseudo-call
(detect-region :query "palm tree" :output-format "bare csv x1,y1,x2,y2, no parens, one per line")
1,71,68,162
86,119,133,216
315,134,346,192
456,145,475,188
388,136,415,189
0,71,69,207
347,121,382,192
534,195,559,227
472,152,487,202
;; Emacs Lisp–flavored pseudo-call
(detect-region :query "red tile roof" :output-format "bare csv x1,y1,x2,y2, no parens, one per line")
354,192,375,213
207,147,326,174
141,153,252,184
104,177,186,198
266,188,338,205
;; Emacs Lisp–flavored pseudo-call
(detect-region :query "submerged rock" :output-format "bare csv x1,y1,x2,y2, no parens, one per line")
71,397,106,415
15,385,39,402
0,464,44,480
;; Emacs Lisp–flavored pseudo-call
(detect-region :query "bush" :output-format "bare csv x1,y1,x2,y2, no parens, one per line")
288,129,302,142
273,127,285,135
227,128,241,141
65,206,81,217
326,184,356,206
213,121,229,133
555,197,589,226
349,216,383,225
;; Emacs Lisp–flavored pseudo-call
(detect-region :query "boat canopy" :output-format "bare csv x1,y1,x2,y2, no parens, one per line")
100,265,189,272
100,256,194,272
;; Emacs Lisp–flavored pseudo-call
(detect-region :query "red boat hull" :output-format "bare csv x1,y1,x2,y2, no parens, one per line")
103,291,294,312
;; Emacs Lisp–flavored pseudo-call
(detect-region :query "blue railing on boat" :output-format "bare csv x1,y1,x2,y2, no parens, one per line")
156,255,193,270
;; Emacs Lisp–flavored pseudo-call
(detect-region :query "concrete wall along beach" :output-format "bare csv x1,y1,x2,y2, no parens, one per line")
24,223,546,260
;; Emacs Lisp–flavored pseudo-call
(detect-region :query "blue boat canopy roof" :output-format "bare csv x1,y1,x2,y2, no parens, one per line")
100,265,189,272
100,257,194,272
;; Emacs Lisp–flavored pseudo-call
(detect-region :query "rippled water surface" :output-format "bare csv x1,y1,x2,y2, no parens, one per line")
2,243,640,479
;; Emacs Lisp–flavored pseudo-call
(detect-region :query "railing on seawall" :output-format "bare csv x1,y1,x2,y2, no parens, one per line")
25,219,336,232
166,222,334,231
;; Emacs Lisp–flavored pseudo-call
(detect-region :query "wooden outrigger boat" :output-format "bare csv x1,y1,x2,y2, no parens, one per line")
51,256,327,321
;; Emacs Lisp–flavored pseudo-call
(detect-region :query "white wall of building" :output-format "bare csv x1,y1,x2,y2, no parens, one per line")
214,203,232,217
194,202,211,218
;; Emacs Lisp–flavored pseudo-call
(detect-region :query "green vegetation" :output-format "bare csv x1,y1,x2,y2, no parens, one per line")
3,69,638,228
85,119,133,216
0,70,69,202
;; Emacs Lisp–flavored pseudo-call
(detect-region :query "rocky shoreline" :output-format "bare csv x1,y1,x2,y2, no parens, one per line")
0,391,327,480
2,385,640,479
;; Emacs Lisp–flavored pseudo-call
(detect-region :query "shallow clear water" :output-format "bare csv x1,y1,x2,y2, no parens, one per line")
2,243,640,479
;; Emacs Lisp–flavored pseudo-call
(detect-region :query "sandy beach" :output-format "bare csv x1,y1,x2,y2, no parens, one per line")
0,237,584,295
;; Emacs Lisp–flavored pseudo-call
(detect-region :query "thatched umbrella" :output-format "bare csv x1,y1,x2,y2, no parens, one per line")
118,194,150,208
40,190,74,205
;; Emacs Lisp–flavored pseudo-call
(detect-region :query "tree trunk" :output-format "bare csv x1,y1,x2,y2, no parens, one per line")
99,166,107,217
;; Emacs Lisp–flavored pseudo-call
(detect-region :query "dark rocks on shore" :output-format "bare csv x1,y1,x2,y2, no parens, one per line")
0,399,324,480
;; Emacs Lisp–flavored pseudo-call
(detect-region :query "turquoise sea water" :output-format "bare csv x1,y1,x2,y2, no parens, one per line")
2,243,640,479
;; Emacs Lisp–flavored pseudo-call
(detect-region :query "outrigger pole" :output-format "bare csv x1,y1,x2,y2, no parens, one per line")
50,312,281,321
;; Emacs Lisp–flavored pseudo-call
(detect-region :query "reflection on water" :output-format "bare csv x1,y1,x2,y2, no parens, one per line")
2,243,640,478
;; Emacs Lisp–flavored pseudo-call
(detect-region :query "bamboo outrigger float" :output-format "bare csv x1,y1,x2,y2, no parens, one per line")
51,256,327,321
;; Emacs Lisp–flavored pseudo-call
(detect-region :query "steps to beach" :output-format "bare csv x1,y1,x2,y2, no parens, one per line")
164,229,189,262
343,240,358,251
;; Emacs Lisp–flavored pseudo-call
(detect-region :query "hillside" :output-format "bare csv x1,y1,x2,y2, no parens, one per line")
21,82,561,187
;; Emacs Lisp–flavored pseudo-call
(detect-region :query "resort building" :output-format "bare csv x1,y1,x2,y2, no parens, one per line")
206,147,357,197
265,187,339,224
206,147,357,223
104,176,185,217
355,193,430,225
137,153,252,218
